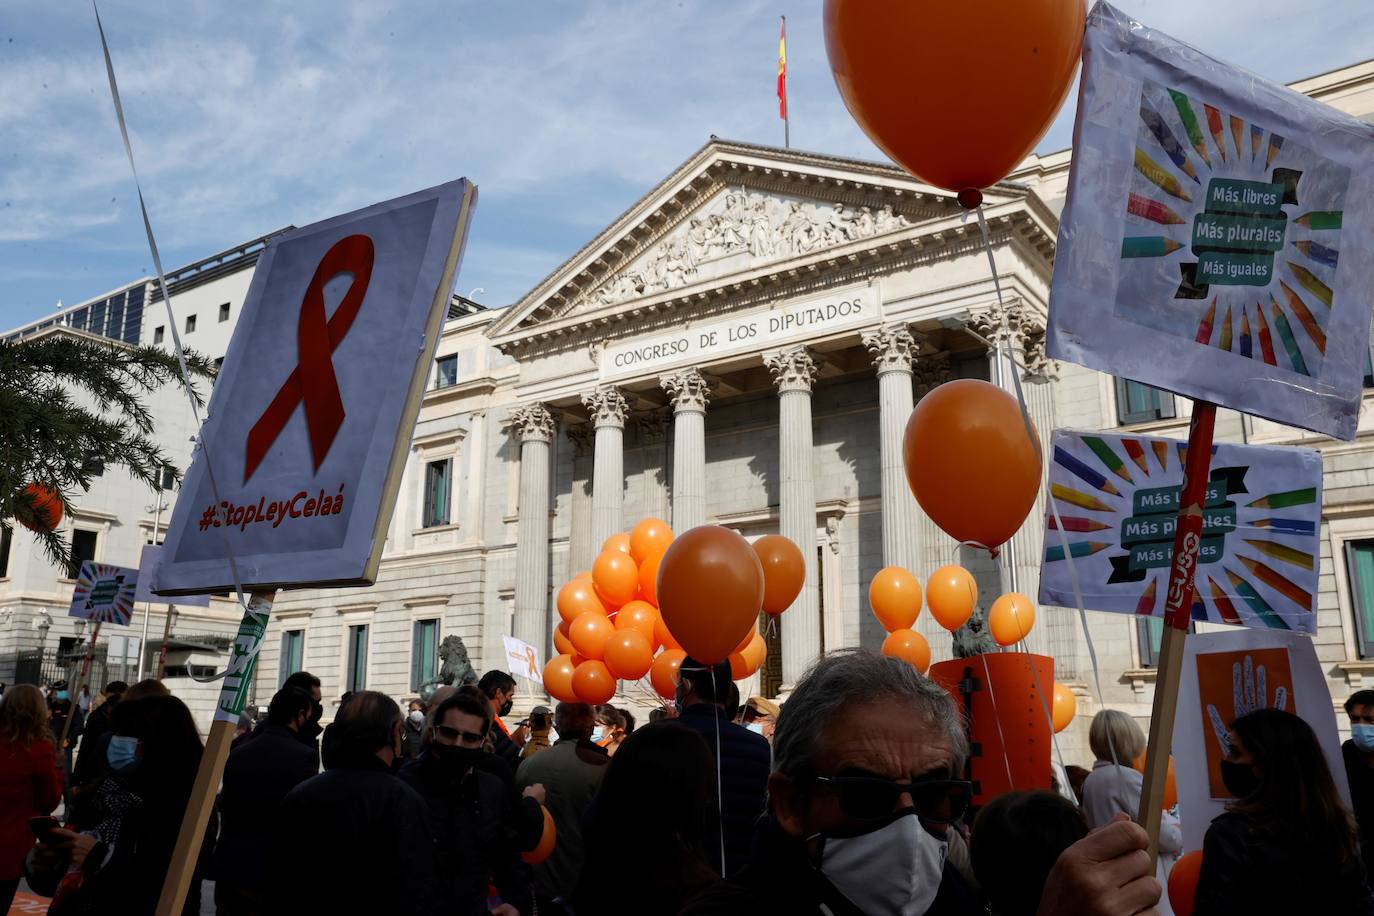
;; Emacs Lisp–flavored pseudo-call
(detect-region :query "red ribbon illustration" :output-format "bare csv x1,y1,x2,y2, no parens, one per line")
243,234,375,483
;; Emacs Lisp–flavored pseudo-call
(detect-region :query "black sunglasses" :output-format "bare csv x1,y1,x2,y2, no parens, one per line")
434,724,486,745
813,775,973,823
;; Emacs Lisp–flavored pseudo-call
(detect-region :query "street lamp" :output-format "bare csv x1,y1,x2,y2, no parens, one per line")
74,619,87,641
35,611,52,650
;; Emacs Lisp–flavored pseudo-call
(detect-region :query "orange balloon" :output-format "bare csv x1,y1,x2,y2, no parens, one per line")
1051,682,1076,733
1133,752,1178,811
521,805,557,865
868,567,922,632
639,550,663,607
654,614,681,653
18,482,63,533
1167,849,1203,916
542,654,578,704
823,0,1083,192
573,570,593,583
753,534,805,615
732,627,757,657
988,593,1036,647
569,611,614,660
926,565,978,632
604,630,654,681
650,648,687,700
742,631,767,672
881,628,931,674
557,579,606,626
592,549,640,609
614,600,658,642
602,533,632,555
553,622,575,657
572,659,617,705
630,517,674,565
903,379,1041,549
657,525,765,665
727,650,753,681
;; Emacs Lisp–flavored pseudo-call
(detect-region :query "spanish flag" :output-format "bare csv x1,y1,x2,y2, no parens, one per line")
777,17,787,120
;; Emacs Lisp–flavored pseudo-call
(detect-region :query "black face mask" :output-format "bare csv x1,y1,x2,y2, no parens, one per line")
499,698,514,717
1220,759,1260,799
431,743,482,778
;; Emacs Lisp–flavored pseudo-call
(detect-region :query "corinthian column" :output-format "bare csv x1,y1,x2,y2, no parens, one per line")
510,403,556,659
862,324,922,574
661,368,710,532
582,387,630,548
765,347,820,690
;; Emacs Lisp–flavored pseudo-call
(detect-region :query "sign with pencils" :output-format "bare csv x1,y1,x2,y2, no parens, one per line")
1047,2,1374,440
1039,429,1321,634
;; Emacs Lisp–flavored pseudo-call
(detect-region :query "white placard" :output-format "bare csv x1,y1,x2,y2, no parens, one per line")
69,561,138,625
600,283,872,381
134,545,209,606
153,180,476,594
503,635,541,683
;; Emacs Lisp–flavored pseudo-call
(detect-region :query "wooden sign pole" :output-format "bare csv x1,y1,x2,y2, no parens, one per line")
58,620,103,751
156,603,176,680
155,590,276,916
1138,401,1217,861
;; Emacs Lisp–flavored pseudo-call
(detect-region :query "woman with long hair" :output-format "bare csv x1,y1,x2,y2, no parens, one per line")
0,685,63,912
1194,707,1374,914
573,721,718,916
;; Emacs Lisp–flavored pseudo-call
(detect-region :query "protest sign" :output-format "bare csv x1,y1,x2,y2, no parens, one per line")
1047,2,1374,440
1039,429,1322,634
69,561,138,625
134,545,209,606
504,635,542,683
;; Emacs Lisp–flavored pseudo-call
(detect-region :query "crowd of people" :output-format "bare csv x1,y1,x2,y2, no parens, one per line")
3,650,1374,913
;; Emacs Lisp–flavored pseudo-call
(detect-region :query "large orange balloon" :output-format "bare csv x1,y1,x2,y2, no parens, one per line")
1167,849,1203,916
926,565,978,632
604,630,654,681
823,0,1083,192
1051,682,1077,733
657,525,765,665
572,659,617,705
654,614,681,653
903,379,1042,549
753,535,805,615
521,805,557,865
988,593,1036,647
17,483,63,533
543,654,578,703
882,628,931,674
553,622,575,657
614,600,658,642
868,567,922,632
557,579,606,626
573,570,593,583
1133,751,1178,811
650,648,687,700
630,518,674,565
602,533,631,555
592,549,640,609
638,550,663,607
569,611,614,660
742,631,766,672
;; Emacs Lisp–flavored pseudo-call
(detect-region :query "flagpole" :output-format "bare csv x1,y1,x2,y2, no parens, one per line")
781,16,790,149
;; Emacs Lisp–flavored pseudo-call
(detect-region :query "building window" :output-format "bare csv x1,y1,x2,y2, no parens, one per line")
185,314,196,334
1346,540,1374,659
1116,378,1177,425
160,467,177,491
435,354,458,389
154,326,165,344
69,528,99,578
423,459,452,528
1137,614,1196,667
0,524,11,578
346,624,369,692
280,629,305,686
219,302,231,322
411,619,440,690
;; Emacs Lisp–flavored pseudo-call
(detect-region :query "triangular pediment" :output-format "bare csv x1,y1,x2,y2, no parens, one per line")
486,138,1032,348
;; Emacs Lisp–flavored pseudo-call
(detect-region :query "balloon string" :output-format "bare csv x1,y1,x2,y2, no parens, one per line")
979,653,1016,790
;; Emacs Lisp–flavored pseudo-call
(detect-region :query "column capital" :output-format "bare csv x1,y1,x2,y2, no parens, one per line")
509,403,556,443
862,323,919,375
765,346,819,393
581,387,630,429
661,367,711,414
1021,324,1059,383
914,352,954,399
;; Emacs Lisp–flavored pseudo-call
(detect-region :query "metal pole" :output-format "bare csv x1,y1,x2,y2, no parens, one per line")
137,486,164,680
992,333,1020,595
781,16,790,150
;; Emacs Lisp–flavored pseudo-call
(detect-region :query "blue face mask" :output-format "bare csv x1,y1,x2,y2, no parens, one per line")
107,735,140,773
746,722,766,735
56,691,69,702
1353,724,1374,752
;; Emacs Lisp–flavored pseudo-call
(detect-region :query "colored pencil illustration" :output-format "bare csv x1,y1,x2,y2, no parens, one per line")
1287,263,1333,308
1252,517,1316,535
1250,124,1263,161
1253,302,1278,366
1169,90,1210,166
1275,286,1325,355
1048,515,1112,533
1136,579,1158,616
1295,211,1342,230
1225,568,1291,629
1268,301,1309,376
1083,436,1133,484
1243,538,1315,571
1238,555,1312,610
1239,309,1253,359
1219,305,1233,352
1053,446,1121,496
1204,104,1226,162
1292,240,1339,269
1207,576,1243,625
1045,541,1112,562
1152,440,1169,471
1051,483,1115,513
1229,114,1244,160
1195,299,1217,345
1127,193,1185,225
1248,487,1317,510
1266,133,1285,167
1140,97,1200,182
1133,148,1192,202
1123,438,1149,477
1122,236,1184,258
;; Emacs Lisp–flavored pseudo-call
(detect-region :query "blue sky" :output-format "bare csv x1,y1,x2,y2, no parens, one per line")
0,0,1367,330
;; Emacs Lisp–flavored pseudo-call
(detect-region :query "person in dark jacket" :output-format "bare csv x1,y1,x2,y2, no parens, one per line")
214,686,319,915
267,690,437,916
233,671,322,762
479,670,528,767
403,698,426,759
72,680,125,788
1194,707,1374,915
971,791,1088,916
1344,689,1374,877
400,687,531,916
674,657,771,879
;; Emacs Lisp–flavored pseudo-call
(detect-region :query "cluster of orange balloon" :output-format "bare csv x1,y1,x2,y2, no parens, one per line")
870,564,985,674
543,521,805,705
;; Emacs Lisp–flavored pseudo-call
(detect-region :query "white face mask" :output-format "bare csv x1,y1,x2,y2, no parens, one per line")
590,727,606,744
409,711,425,725
812,808,947,916
745,722,766,735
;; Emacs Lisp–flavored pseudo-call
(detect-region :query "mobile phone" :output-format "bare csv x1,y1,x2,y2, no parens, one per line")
29,816,60,843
